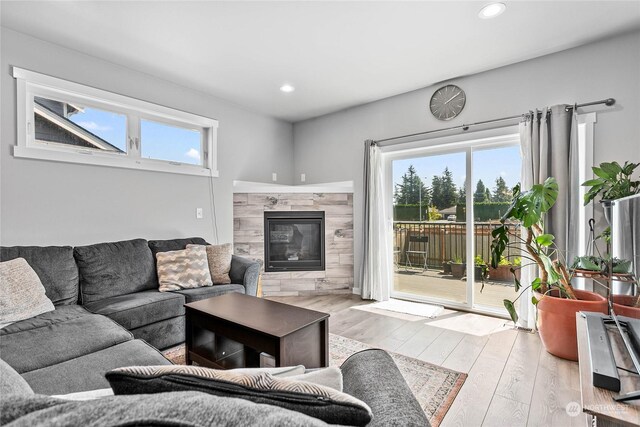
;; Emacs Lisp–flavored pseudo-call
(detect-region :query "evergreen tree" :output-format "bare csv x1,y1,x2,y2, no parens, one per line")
430,175,443,208
474,179,488,202
493,176,511,202
484,188,492,202
457,186,466,204
394,165,430,205
440,167,458,209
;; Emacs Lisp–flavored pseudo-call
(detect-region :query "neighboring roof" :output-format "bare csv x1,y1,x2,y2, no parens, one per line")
33,100,123,152
439,206,457,215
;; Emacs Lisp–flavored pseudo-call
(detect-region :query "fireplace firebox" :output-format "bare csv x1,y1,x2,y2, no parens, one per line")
264,211,325,272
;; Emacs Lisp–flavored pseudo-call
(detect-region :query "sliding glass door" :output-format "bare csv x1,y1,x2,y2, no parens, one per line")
386,130,522,316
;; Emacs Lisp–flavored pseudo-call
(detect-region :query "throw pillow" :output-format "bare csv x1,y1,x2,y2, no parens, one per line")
106,365,372,426
187,243,232,284
0,358,33,396
289,367,343,392
156,246,213,292
0,258,55,328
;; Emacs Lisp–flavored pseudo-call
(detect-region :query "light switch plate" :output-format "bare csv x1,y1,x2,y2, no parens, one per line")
196,208,203,219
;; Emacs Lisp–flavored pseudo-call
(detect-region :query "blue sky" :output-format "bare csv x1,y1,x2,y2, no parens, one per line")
70,107,200,165
392,145,522,196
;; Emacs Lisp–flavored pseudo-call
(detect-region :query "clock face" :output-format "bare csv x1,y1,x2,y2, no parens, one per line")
430,85,466,121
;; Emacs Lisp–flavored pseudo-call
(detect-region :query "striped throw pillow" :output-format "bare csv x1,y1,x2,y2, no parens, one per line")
106,365,372,426
156,246,213,292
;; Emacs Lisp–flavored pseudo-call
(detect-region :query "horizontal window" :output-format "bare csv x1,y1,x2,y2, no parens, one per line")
13,67,219,177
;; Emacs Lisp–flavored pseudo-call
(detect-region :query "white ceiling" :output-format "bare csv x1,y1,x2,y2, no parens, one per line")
2,1,640,122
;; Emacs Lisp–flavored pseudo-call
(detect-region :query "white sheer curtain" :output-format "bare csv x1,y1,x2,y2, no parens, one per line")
361,140,392,301
518,105,579,329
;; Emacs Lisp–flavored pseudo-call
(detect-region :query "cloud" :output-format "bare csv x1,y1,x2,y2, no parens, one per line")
77,121,111,132
185,148,200,160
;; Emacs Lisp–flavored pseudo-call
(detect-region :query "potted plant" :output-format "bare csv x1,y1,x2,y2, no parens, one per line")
489,256,521,282
443,260,452,275
582,161,640,318
491,177,607,361
473,255,488,281
450,257,465,279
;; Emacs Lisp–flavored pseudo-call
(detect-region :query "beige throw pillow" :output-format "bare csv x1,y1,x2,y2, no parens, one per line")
0,258,55,328
156,246,213,292
187,243,232,284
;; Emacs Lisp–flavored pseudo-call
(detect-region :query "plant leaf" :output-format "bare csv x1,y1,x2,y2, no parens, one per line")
504,300,519,323
531,295,539,305
531,277,542,291
535,234,555,247
581,178,604,187
601,162,622,177
592,166,610,179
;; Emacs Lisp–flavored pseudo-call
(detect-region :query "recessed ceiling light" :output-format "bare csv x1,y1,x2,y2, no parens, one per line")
479,2,506,19
280,84,295,93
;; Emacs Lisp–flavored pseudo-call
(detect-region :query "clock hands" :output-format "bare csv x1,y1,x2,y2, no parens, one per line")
444,91,462,105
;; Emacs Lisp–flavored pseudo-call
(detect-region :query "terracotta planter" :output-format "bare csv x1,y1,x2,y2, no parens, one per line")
536,289,608,361
613,295,640,319
450,263,465,279
489,265,521,282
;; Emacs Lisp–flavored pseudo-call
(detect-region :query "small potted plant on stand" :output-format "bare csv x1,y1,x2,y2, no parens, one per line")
582,161,640,318
491,177,608,361
450,257,465,279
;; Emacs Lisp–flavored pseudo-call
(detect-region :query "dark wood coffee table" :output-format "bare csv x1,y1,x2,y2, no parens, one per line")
184,293,329,369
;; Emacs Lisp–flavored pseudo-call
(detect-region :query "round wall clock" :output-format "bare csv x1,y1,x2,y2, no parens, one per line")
430,85,466,121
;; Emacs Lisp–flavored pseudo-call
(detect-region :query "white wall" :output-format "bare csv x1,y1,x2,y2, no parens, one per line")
293,30,640,287
0,28,294,246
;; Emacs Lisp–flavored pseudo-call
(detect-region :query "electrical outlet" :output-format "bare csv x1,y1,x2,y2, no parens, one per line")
272,172,277,182
301,173,306,182
196,208,203,219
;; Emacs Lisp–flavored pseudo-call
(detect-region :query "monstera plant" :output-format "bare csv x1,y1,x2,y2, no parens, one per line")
490,177,607,361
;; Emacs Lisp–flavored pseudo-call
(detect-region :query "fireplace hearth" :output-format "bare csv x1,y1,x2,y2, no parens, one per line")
264,211,325,272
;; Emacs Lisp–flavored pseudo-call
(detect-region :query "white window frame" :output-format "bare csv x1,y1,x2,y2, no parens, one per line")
13,67,219,177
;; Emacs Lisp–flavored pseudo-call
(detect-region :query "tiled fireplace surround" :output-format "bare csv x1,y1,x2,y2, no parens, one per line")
233,182,354,297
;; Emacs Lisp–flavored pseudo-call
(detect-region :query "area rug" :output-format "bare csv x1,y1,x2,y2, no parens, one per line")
353,298,445,318
163,334,466,427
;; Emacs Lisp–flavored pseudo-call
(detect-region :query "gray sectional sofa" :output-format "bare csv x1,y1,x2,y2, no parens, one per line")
0,237,260,394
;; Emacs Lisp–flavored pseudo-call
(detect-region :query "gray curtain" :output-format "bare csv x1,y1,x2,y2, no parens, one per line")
521,105,579,263
518,105,579,327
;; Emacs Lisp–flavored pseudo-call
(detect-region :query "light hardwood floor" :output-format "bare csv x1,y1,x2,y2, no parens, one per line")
267,294,586,427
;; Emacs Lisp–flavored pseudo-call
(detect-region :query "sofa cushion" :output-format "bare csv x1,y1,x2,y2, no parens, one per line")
22,339,171,395
106,365,373,426
83,290,185,330
0,258,55,328
0,305,89,335
0,358,33,396
156,246,213,292
1,246,78,306
174,284,245,303
0,306,132,374
148,237,208,259
0,392,328,427
74,239,156,304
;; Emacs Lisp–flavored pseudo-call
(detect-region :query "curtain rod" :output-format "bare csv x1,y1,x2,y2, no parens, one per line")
375,98,615,145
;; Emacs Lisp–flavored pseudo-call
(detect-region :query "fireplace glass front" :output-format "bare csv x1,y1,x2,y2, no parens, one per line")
264,211,325,272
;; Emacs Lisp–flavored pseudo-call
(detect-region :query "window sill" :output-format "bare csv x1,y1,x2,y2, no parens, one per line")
13,145,219,178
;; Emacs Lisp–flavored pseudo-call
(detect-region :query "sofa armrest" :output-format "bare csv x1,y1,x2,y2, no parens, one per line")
341,349,430,427
229,255,261,297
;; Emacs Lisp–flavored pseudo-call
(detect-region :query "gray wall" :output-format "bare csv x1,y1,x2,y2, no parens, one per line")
293,30,640,287
0,28,294,247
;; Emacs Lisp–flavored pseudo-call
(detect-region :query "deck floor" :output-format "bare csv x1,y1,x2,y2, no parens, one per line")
394,267,520,312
